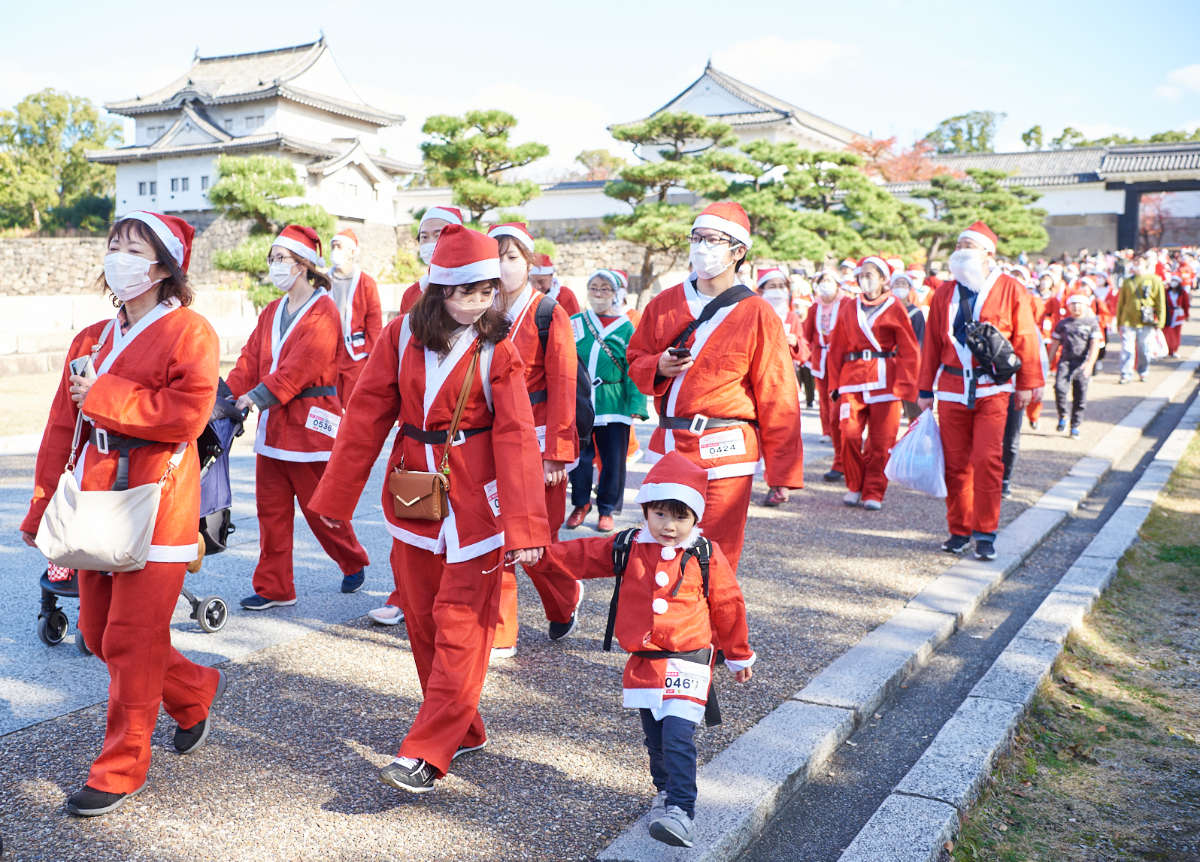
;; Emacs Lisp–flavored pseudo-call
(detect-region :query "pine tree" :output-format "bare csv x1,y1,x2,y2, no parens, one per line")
910,168,1048,261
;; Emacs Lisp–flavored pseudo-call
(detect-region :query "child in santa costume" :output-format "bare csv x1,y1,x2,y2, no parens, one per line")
538,451,755,849
626,202,804,574
917,221,1044,561
309,225,549,793
21,212,225,816
487,222,583,659
1164,275,1190,356
756,266,807,506
804,269,853,482
399,206,464,315
327,227,382,405
228,225,370,610
530,252,582,316
826,256,920,510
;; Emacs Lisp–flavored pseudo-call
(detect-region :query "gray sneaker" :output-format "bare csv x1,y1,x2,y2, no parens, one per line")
649,804,695,848
649,790,668,822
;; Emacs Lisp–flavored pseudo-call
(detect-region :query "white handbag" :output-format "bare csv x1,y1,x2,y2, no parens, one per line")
34,393,185,574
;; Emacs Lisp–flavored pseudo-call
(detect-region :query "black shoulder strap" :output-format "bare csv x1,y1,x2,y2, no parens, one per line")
671,283,755,350
604,528,640,652
535,294,556,351
676,537,712,598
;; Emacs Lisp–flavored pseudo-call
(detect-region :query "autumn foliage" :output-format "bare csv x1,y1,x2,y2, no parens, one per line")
848,136,960,182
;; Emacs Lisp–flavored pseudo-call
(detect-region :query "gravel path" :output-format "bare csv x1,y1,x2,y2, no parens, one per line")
0,329,1195,861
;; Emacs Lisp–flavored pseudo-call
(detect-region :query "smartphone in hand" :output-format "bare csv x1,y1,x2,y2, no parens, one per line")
667,347,691,359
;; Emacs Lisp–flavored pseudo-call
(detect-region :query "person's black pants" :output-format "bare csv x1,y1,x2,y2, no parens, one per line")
569,423,630,516
1002,390,1022,483
640,710,698,818
1055,361,1090,429
797,365,815,408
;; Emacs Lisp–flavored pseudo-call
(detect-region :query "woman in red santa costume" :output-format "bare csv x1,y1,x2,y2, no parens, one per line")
228,225,370,610
399,206,465,315
825,255,920,510
804,269,853,482
529,252,582,316
20,211,225,816
756,266,808,507
487,222,583,658
626,202,804,574
1164,275,1190,356
326,227,382,405
309,225,549,792
917,221,1044,562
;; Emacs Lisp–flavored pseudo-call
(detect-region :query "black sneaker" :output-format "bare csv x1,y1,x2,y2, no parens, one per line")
65,783,144,817
941,534,970,554
451,739,488,761
548,583,584,641
240,594,297,611
174,669,227,754
1001,480,1012,499
822,469,844,483
341,569,365,594
974,539,997,561
379,757,436,793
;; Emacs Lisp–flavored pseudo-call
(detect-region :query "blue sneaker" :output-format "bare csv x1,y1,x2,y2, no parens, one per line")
341,569,365,594
240,594,297,611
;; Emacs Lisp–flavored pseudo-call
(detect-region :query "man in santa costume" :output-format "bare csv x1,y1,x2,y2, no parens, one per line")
826,255,920,510
530,253,582,316
804,270,853,481
399,206,464,315
327,227,382,405
626,202,804,573
917,221,1044,561
757,266,807,506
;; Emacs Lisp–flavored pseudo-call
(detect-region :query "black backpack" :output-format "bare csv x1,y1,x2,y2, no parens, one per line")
535,295,595,440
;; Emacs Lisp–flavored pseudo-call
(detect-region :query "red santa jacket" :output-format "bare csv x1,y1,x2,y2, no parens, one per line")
23,302,218,564
227,290,344,462
548,282,581,316
309,315,550,563
506,285,579,463
918,271,1044,405
627,278,804,487
782,309,809,366
1166,286,1191,327
826,295,919,403
544,528,753,716
333,270,382,364
803,296,854,379
399,277,426,315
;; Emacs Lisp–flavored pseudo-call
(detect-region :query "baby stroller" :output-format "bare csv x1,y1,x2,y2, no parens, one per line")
37,380,246,651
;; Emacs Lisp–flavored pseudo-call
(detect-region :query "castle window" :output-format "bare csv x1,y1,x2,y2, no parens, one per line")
149,181,157,195
180,177,189,192
200,175,209,191
138,181,147,196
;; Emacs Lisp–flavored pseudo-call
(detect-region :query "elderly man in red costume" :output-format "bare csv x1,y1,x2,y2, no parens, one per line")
626,202,804,574
917,221,1044,561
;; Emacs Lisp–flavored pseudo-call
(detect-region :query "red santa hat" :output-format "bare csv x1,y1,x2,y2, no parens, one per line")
756,266,788,288
333,227,359,248
531,252,555,276
1065,292,1090,306
273,224,324,267
634,450,709,520
429,224,500,285
886,257,905,274
958,220,998,254
692,201,752,249
857,254,892,280
122,211,194,273
839,258,857,270
487,222,535,253
419,206,464,231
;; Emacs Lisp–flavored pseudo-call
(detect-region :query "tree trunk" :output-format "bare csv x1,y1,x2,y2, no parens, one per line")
31,202,41,231
639,248,655,295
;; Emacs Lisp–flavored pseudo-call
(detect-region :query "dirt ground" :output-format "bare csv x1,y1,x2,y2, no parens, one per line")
950,436,1200,862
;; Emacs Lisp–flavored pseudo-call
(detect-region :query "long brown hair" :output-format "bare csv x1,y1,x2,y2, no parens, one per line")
96,218,194,307
409,280,511,353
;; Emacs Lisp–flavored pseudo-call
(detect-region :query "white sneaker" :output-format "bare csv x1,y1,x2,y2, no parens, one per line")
490,645,517,663
863,499,882,511
843,491,861,506
368,605,405,625
650,805,695,848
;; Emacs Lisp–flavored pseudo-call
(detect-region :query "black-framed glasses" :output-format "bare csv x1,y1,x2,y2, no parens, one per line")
689,233,733,249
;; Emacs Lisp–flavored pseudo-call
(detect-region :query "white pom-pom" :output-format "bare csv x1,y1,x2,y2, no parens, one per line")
651,597,668,615
655,571,670,587
660,546,677,561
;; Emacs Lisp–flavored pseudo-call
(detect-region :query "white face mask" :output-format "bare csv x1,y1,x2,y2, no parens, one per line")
689,243,732,280
418,242,437,266
949,248,990,292
761,287,790,319
816,282,839,301
498,252,528,293
269,261,299,291
329,247,352,269
104,252,163,302
891,286,911,303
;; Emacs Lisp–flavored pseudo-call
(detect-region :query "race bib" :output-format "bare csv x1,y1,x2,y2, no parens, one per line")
305,406,341,439
839,402,851,422
663,657,711,702
698,428,746,460
571,317,585,341
484,479,501,516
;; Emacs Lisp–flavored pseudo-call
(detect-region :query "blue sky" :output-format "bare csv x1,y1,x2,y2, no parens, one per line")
5,0,1199,178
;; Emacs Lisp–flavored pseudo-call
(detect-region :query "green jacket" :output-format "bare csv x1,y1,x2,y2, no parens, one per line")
571,309,648,425
1116,274,1167,328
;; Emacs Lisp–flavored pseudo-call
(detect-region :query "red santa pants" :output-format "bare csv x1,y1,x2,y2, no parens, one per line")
698,474,754,575
394,541,500,777
1165,324,1182,354
938,395,1008,539
77,562,221,794
839,396,901,503
816,375,844,472
336,358,368,407
494,481,577,648
252,456,370,601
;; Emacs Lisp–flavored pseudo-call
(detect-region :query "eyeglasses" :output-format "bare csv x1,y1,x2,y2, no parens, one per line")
267,255,293,265
587,286,614,296
689,233,733,249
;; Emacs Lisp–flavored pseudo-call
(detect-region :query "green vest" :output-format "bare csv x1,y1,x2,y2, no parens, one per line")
571,310,648,425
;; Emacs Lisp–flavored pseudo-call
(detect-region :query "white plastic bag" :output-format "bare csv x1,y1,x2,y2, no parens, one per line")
884,408,947,498
1146,327,1169,361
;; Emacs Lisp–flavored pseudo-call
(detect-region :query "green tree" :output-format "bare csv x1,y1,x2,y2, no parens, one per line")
910,168,1048,261
0,89,119,231
207,154,336,309
925,110,1006,154
1021,124,1044,151
604,112,736,290
575,148,627,180
1049,126,1087,150
420,110,549,223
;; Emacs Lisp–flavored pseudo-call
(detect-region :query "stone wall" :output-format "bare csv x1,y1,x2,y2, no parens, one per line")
1043,214,1119,258
0,237,108,295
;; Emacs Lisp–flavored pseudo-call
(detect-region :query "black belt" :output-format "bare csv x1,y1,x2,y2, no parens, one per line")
528,389,547,405
659,415,755,434
844,349,896,361
89,428,156,454
401,423,491,445
296,386,336,398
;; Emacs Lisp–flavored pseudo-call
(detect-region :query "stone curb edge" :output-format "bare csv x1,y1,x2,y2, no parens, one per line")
599,346,1200,862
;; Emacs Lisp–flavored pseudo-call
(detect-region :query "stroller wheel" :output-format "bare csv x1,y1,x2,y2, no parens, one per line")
38,609,69,646
76,633,93,656
196,596,228,633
